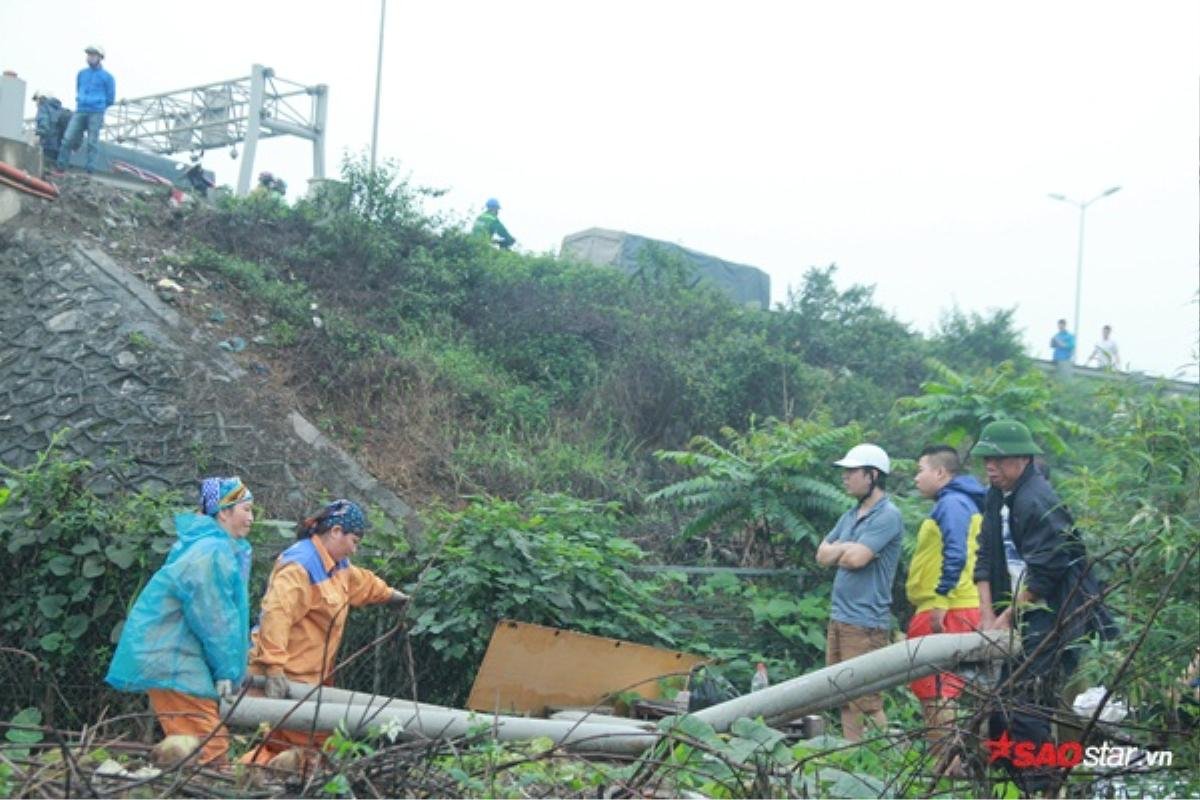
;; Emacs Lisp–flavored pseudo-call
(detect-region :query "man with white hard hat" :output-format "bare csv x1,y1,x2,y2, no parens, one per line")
816,442,904,741
55,45,115,175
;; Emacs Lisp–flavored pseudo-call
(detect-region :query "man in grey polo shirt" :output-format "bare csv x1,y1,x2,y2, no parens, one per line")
816,443,904,741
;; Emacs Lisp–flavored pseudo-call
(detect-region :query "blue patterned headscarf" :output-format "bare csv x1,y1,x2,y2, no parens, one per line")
199,476,252,516
299,498,366,539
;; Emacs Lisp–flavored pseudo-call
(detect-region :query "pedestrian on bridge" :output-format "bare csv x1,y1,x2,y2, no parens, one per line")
1049,318,1075,377
1085,324,1121,370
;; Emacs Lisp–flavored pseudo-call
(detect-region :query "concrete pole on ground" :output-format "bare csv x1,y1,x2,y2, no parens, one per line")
225,631,1016,756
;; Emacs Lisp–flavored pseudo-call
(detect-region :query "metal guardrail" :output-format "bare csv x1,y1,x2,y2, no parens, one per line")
630,564,804,577
24,64,327,196
1031,359,1197,395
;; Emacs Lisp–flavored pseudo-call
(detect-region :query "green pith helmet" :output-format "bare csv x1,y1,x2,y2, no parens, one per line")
971,420,1043,457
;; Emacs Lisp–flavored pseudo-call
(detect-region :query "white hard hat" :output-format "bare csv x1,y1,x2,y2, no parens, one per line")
833,443,891,474
85,45,106,58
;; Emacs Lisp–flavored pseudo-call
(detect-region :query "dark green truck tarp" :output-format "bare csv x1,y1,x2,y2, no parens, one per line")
561,228,770,310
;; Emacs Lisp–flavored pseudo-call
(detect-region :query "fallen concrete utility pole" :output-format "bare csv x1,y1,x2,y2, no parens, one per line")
222,630,1015,757
249,676,659,733
221,694,658,755
247,676,444,712
692,630,1014,730
550,710,658,730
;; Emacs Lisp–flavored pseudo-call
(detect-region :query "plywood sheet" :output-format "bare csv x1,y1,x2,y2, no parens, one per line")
466,620,706,715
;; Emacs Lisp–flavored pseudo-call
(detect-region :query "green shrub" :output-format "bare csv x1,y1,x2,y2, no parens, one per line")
450,425,644,503
1059,385,1200,729
894,358,1085,453
406,494,672,704
183,246,314,326
928,306,1028,373
648,417,859,561
0,440,180,726
657,570,833,688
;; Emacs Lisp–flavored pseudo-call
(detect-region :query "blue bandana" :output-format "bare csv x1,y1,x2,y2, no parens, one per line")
199,476,252,516
323,499,366,535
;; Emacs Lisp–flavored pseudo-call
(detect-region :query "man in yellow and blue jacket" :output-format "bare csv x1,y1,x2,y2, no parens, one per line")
907,445,986,738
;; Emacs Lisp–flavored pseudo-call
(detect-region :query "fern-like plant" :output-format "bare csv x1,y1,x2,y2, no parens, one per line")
646,418,858,564
894,358,1086,453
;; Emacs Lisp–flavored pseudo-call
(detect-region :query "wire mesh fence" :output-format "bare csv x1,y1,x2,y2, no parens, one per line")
0,607,435,739
0,560,804,735
0,537,429,739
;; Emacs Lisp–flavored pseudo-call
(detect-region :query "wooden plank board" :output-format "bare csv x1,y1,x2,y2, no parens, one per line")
466,620,706,715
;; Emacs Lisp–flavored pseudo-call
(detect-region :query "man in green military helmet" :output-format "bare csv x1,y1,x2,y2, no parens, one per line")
971,419,1114,794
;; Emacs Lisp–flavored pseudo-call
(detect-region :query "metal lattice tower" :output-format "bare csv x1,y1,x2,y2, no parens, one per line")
101,64,327,195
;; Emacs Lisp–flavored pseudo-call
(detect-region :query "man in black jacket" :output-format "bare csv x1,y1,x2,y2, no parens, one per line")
971,420,1113,792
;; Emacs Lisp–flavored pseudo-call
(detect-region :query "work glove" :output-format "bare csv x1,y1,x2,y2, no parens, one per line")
387,589,410,610
265,673,290,700
215,679,235,699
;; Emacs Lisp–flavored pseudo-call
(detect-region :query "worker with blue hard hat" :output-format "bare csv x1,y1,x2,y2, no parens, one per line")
472,197,515,250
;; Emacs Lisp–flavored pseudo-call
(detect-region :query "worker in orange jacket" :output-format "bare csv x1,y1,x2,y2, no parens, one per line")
244,499,408,764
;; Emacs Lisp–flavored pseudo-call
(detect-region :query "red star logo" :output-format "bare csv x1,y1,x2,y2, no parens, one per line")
986,730,1014,762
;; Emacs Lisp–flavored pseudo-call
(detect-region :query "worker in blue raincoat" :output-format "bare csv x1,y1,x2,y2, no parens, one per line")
105,476,254,766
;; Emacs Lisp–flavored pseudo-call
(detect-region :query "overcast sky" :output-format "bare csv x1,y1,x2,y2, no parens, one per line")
5,0,1198,380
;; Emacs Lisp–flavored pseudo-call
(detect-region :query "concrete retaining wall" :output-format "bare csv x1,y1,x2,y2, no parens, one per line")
0,226,415,537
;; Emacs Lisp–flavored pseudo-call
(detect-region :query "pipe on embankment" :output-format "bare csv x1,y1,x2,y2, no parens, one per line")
0,161,59,200
224,631,1015,756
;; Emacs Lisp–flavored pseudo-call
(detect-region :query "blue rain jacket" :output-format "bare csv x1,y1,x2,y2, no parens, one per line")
74,64,115,113
35,97,65,143
106,513,252,699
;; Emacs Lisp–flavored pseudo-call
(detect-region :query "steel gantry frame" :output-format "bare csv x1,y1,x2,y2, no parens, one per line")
100,64,327,195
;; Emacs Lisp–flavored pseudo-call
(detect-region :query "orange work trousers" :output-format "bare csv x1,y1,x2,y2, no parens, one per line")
240,727,330,766
146,689,229,766
237,685,329,766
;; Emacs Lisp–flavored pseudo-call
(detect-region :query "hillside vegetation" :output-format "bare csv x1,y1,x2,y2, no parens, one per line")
186,157,1025,508
1,158,1195,797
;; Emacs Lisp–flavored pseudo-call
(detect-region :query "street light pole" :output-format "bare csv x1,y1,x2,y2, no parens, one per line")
370,0,387,171
1047,186,1121,363
1073,202,1086,360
